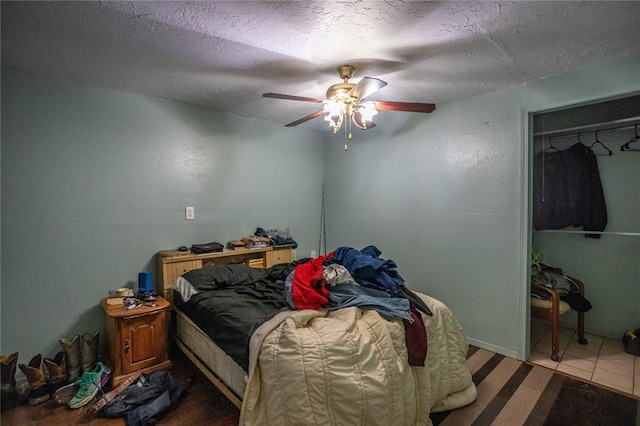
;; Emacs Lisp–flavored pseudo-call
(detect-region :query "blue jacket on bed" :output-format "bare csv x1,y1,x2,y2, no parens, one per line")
326,245,405,296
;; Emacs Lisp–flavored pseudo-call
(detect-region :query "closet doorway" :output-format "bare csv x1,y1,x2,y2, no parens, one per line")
527,94,640,398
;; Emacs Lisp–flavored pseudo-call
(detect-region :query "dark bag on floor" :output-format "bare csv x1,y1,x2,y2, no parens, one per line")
100,371,185,426
622,328,640,356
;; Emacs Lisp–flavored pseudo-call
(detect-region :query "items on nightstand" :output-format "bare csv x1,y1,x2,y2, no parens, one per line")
138,271,153,293
122,293,159,309
110,288,134,298
106,297,124,308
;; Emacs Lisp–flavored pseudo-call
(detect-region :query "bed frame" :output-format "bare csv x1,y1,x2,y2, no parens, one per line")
157,246,295,408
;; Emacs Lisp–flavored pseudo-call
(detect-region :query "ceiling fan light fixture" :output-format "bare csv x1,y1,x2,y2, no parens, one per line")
263,63,436,139
353,102,378,130
323,100,344,133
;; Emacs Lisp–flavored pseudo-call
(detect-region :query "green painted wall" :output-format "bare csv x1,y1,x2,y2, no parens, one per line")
1,68,325,361
2,53,638,368
322,53,640,359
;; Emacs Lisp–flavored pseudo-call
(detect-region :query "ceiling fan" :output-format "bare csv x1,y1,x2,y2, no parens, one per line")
263,65,436,146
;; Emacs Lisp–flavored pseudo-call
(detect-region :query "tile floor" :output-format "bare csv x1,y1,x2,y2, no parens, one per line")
529,320,640,398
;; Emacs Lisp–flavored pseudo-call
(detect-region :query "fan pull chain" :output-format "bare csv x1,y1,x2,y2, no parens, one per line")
344,117,352,151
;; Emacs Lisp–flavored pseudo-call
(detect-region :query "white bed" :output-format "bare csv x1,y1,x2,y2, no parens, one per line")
163,255,477,425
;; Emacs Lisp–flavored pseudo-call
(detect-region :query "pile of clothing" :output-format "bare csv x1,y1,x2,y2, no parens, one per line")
91,370,185,426
254,227,298,248
241,235,271,249
531,264,592,313
284,245,432,366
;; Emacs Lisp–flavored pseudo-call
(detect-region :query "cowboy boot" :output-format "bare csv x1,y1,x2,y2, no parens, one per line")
18,354,50,405
44,351,68,396
81,332,99,373
1,352,19,412
60,334,81,381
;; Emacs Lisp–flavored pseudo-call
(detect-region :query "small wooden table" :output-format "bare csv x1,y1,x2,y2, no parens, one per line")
101,296,172,385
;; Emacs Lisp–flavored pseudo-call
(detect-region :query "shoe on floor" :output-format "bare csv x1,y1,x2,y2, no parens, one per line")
54,382,79,405
68,362,111,409
623,328,640,356
18,354,50,405
57,360,111,405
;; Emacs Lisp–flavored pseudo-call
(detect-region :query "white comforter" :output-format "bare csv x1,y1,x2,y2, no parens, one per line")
240,292,476,425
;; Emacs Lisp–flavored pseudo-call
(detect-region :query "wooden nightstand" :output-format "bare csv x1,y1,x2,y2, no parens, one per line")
101,296,172,386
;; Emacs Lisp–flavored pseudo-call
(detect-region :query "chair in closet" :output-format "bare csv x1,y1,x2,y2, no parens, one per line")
531,270,588,361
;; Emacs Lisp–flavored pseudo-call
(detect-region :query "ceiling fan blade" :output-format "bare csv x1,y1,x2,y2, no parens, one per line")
347,77,387,101
374,101,436,113
284,110,325,127
263,93,324,104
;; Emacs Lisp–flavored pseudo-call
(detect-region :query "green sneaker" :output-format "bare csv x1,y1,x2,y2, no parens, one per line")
68,362,111,409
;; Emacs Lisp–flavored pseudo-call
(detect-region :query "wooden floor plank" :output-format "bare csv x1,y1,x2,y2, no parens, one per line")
0,347,240,426
3,345,636,426
491,365,554,426
471,363,533,426
465,348,496,375
440,356,522,425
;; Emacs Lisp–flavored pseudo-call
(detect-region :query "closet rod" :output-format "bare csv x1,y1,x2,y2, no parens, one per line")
535,230,640,237
532,116,640,138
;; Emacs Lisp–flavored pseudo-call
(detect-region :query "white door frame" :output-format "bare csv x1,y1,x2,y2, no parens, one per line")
517,91,640,361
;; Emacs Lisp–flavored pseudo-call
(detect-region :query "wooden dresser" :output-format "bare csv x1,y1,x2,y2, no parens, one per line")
157,245,294,305
101,296,172,386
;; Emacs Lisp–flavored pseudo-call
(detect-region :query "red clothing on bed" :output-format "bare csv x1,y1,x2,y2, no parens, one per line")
291,253,333,310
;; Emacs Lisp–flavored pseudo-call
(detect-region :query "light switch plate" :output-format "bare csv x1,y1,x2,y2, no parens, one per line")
185,206,195,220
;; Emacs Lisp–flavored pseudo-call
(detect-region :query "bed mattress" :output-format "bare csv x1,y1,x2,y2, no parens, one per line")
172,256,476,424
174,308,247,398
176,262,294,371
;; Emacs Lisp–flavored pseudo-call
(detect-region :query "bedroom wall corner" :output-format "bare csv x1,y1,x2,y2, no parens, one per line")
322,53,640,361
0,67,325,365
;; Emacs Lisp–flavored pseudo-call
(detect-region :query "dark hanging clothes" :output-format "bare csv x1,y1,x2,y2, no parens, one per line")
533,143,607,239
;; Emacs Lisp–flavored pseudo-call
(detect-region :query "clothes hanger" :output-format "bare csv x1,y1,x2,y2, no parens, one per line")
621,124,640,152
589,130,612,156
543,136,560,152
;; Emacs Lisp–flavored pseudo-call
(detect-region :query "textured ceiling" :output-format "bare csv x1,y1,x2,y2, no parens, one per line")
2,1,640,131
